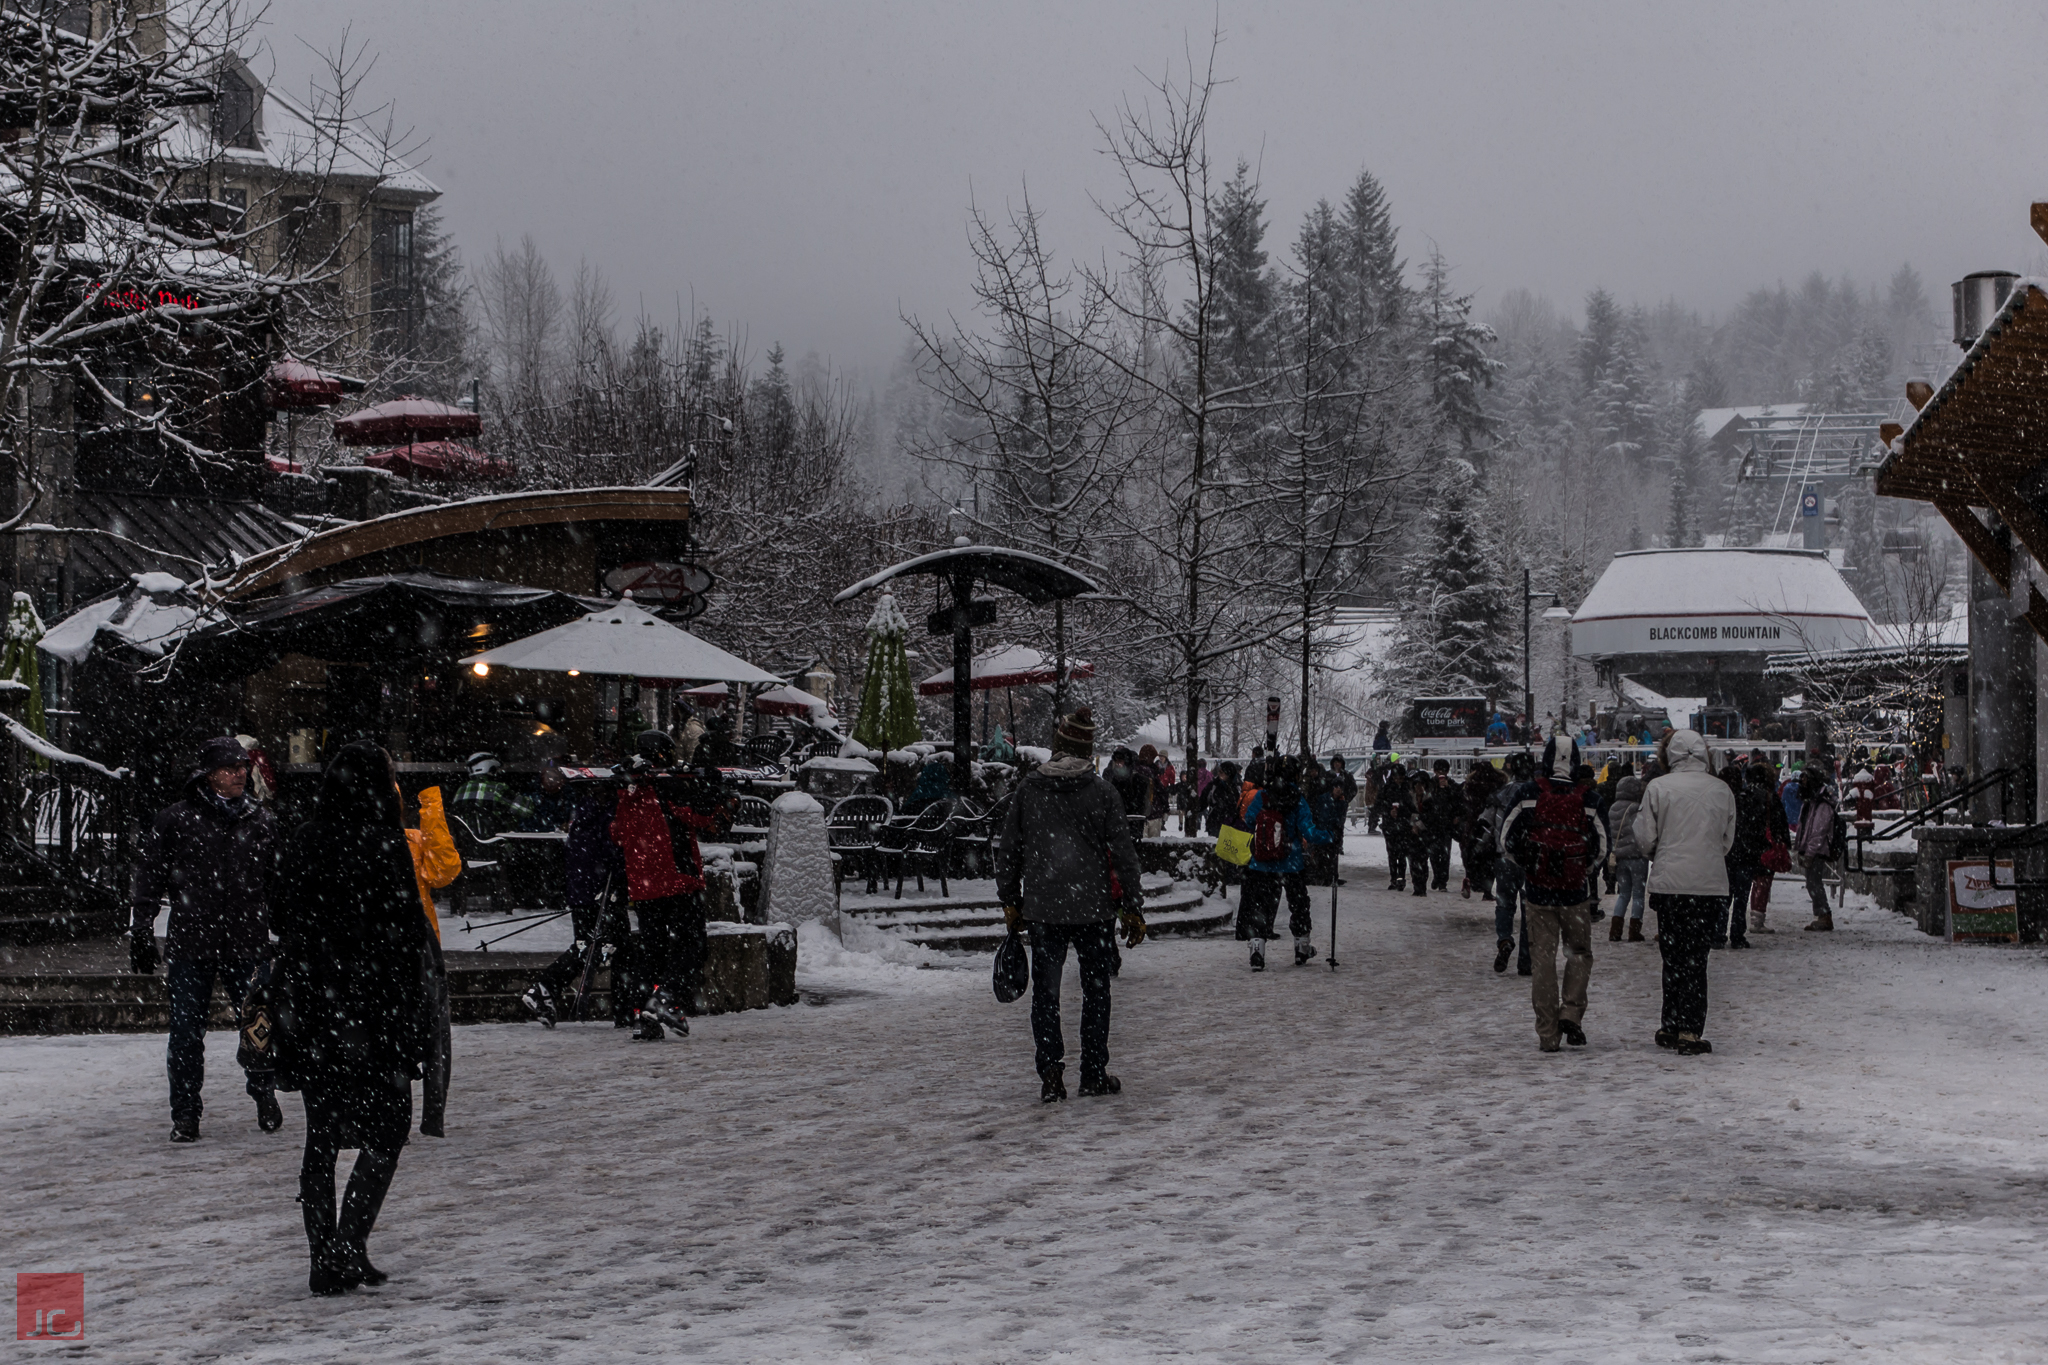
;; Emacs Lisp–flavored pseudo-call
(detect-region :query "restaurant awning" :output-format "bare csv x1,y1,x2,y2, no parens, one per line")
177,572,597,676
917,643,1094,695
460,597,781,684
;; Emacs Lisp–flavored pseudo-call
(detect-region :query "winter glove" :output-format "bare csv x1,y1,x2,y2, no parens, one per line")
1119,907,1147,948
129,931,159,975
1002,904,1024,935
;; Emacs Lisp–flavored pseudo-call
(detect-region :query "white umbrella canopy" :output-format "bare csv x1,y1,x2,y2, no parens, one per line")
459,598,781,683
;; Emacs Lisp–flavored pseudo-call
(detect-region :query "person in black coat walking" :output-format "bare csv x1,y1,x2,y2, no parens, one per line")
130,735,283,1142
996,708,1146,1102
1373,763,1427,893
273,742,432,1295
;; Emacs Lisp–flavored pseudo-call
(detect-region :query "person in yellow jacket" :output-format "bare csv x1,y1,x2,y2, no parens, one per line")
405,786,462,1137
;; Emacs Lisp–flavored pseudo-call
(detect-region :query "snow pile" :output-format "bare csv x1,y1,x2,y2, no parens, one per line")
760,791,834,924
793,916,976,992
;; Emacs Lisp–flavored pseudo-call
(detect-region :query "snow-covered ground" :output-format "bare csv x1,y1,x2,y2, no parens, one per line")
14,833,2048,1361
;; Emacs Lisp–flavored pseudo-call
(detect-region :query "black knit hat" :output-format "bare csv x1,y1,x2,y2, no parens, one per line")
1052,707,1096,757
198,736,250,773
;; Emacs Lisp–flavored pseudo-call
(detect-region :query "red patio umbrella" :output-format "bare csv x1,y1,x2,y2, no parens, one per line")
332,395,481,446
682,682,730,708
752,684,829,717
362,440,515,482
265,358,352,410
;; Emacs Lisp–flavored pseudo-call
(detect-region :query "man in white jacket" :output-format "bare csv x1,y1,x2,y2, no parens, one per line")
1632,730,1735,1056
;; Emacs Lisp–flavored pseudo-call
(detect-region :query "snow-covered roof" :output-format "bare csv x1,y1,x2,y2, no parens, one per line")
1695,405,1807,446
162,66,438,198
1572,547,1871,658
38,577,223,664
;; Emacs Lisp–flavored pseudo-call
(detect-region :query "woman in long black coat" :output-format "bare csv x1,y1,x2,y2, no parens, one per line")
274,742,431,1295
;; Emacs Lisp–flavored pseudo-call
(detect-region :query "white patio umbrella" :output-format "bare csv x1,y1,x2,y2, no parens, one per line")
459,597,782,683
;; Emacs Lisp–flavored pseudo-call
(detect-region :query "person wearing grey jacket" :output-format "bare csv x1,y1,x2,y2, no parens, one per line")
1632,729,1735,1056
996,707,1146,1103
1605,768,1647,941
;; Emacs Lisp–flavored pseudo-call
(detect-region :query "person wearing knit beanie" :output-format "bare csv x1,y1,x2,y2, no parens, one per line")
1052,707,1096,758
995,702,1144,1102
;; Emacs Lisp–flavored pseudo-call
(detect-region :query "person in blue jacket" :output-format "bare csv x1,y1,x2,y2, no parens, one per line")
1234,755,1333,970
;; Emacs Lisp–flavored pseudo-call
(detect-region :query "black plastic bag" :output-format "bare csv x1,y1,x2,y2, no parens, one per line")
992,929,1029,1003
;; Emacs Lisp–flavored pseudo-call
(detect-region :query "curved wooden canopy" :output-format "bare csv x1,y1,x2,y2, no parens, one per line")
222,486,693,599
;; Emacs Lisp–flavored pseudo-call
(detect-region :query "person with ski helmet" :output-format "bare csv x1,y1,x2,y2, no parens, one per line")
1500,735,1608,1052
450,751,534,837
995,707,1146,1102
606,731,726,1040
1631,729,1736,1055
1236,754,1332,969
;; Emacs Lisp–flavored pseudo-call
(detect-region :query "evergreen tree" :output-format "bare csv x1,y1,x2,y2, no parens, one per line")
1378,458,1512,707
1418,248,1502,452
1210,160,1277,380
1337,169,1405,339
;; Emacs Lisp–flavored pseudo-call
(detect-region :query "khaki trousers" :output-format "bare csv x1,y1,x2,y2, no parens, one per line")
1526,900,1593,1048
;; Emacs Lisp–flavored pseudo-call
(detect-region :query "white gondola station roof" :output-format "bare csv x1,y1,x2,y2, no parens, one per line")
1571,548,1871,659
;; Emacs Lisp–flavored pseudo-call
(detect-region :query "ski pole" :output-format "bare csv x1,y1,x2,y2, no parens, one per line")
477,912,573,957
1328,871,1341,969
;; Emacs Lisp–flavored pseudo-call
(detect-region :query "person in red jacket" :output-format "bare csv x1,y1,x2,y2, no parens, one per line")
608,732,729,1040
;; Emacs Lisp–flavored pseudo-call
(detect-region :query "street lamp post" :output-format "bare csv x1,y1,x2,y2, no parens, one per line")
1522,568,1557,744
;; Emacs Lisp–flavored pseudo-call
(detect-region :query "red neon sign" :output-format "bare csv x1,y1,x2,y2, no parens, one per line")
88,284,201,311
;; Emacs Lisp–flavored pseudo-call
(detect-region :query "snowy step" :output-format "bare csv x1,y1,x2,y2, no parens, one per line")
846,883,1232,951
0,928,800,1034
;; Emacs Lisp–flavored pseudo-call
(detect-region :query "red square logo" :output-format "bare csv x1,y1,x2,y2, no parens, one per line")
16,1273,84,1341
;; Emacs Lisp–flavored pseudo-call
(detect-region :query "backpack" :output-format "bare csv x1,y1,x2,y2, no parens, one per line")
1517,777,1590,892
1252,793,1293,863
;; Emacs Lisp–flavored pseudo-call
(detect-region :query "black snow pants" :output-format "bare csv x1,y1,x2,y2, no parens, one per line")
1427,836,1453,890
1029,920,1116,1083
632,892,708,1006
1238,869,1312,940
1653,893,1719,1036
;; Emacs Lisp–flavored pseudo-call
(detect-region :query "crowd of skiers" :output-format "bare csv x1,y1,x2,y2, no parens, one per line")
1345,727,1850,1055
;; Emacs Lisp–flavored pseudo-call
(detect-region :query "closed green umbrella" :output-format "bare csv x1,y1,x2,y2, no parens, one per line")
853,592,921,754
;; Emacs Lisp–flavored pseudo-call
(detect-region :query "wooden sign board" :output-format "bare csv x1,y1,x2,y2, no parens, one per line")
1945,858,2018,943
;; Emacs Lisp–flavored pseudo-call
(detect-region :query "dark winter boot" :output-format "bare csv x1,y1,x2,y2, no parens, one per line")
1804,913,1834,932
301,1181,350,1296
1492,939,1513,973
1039,1065,1067,1103
1460,877,1472,899
1674,1033,1713,1056
254,1089,284,1133
170,1116,199,1143
336,1149,399,1288
1558,1018,1586,1048
1387,878,1404,892
1411,880,1427,896
1627,920,1645,942
1608,915,1624,942
1655,1028,1678,1049
1078,1072,1121,1097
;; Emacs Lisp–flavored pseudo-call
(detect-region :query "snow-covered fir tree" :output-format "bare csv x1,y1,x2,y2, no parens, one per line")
1378,458,1513,712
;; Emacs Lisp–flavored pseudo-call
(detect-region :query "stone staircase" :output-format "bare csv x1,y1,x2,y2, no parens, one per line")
846,879,1234,951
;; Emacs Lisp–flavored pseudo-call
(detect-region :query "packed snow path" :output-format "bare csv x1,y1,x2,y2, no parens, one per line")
8,871,2048,1361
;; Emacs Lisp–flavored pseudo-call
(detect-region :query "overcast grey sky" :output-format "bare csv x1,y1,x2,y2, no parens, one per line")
252,1,2048,379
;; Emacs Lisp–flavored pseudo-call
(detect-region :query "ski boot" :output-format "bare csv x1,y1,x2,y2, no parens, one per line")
1293,935,1318,966
641,986,689,1035
1249,937,1267,972
520,983,557,1029
630,1012,666,1042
